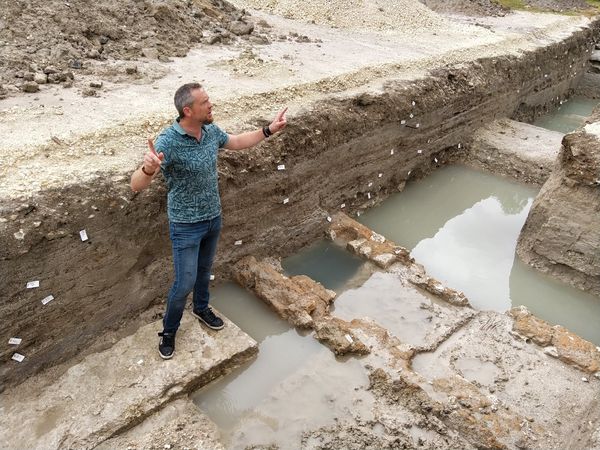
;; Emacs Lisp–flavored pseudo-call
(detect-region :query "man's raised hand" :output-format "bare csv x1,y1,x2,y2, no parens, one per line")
144,138,164,174
269,107,288,134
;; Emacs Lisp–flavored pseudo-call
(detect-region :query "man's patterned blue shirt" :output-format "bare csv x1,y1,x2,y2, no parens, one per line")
155,119,229,223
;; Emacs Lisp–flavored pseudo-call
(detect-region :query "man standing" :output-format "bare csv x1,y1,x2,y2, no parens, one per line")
131,82,287,359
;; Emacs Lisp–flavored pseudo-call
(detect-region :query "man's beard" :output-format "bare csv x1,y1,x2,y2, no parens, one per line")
203,116,214,125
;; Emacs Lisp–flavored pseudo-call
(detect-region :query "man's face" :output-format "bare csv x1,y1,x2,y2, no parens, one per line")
184,88,213,124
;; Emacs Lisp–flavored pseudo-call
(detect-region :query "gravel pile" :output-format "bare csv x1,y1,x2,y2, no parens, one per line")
228,0,450,32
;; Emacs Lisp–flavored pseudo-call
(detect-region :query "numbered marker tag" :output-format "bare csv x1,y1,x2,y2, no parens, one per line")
41,295,54,305
9,338,22,345
277,164,286,171
326,216,332,223
26,281,40,289
417,150,423,154
234,240,243,246
79,230,88,242
12,353,25,362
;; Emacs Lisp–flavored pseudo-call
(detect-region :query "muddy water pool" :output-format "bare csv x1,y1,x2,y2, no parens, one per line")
533,96,598,133
192,247,371,448
359,165,600,344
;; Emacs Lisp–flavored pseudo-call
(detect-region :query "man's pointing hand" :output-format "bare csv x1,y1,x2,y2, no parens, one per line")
269,107,288,134
144,138,164,174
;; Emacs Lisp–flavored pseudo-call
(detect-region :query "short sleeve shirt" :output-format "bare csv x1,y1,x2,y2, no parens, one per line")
154,119,229,223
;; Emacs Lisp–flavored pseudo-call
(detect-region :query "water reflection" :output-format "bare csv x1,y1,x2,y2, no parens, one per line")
193,283,323,431
358,165,600,344
282,240,365,291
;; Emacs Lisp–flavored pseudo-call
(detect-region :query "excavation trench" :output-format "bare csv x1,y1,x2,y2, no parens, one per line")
1,14,600,450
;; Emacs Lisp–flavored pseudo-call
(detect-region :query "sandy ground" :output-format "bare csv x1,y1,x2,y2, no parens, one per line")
0,8,592,203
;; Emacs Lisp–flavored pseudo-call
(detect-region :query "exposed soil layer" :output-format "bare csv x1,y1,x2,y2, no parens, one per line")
0,19,598,390
517,104,600,297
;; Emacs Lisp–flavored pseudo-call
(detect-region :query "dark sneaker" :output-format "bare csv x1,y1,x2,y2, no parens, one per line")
192,306,225,330
158,331,175,359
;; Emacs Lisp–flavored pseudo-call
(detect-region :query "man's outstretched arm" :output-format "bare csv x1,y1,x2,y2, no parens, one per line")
224,107,288,151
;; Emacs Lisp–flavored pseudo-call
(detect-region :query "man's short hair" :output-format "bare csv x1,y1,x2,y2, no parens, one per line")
174,82,202,118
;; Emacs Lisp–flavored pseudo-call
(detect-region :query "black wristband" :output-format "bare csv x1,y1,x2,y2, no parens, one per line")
262,125,272,138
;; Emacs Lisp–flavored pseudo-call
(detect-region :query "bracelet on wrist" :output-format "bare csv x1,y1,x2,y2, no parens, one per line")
262,125,273,138
141,166,155,176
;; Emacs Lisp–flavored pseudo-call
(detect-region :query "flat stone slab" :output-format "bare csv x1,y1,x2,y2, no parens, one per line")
333,271,475,351
96,398,224,450
0,313,257,450
412,311,600,449
469,118,564,184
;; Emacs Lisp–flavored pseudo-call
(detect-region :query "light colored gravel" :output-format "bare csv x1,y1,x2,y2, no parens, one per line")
227,0,451,32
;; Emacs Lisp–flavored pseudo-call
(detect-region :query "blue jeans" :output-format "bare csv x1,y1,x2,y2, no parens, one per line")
163,215,222,334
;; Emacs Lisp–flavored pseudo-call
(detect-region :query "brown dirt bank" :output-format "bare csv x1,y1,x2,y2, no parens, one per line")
0,19,598,390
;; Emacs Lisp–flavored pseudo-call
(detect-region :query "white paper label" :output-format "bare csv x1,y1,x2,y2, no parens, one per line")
234,240,243,246
9,338,22,345
408,170,412,176
283,198,289,204
368,182,373,187
390,149,394,155
412,101,416,106
400,120,406,125
210,274,215,281
26,281,39,289
458,143,462,149
416,123,420,128
340,203,345,208
326,216,332,223
79,230,88,241
378,173,383,178
41,295,54,305
12,353,25,362
409,113,414,119
344,334,354,344
417,150,422,154
277,164,285,171
367,193,371,199
434,158,438,163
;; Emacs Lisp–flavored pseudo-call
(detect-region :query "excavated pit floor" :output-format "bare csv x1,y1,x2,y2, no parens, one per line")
2,3,600,449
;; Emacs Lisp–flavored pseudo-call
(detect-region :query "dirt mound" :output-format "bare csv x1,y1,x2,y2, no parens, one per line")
420,0,509,17
227,0,450,32
0,0,258,97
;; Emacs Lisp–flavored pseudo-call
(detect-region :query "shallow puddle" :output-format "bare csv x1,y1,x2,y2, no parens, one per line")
192,283,322,432
359,165,600,344
282,239,368,292
533,96,598,133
